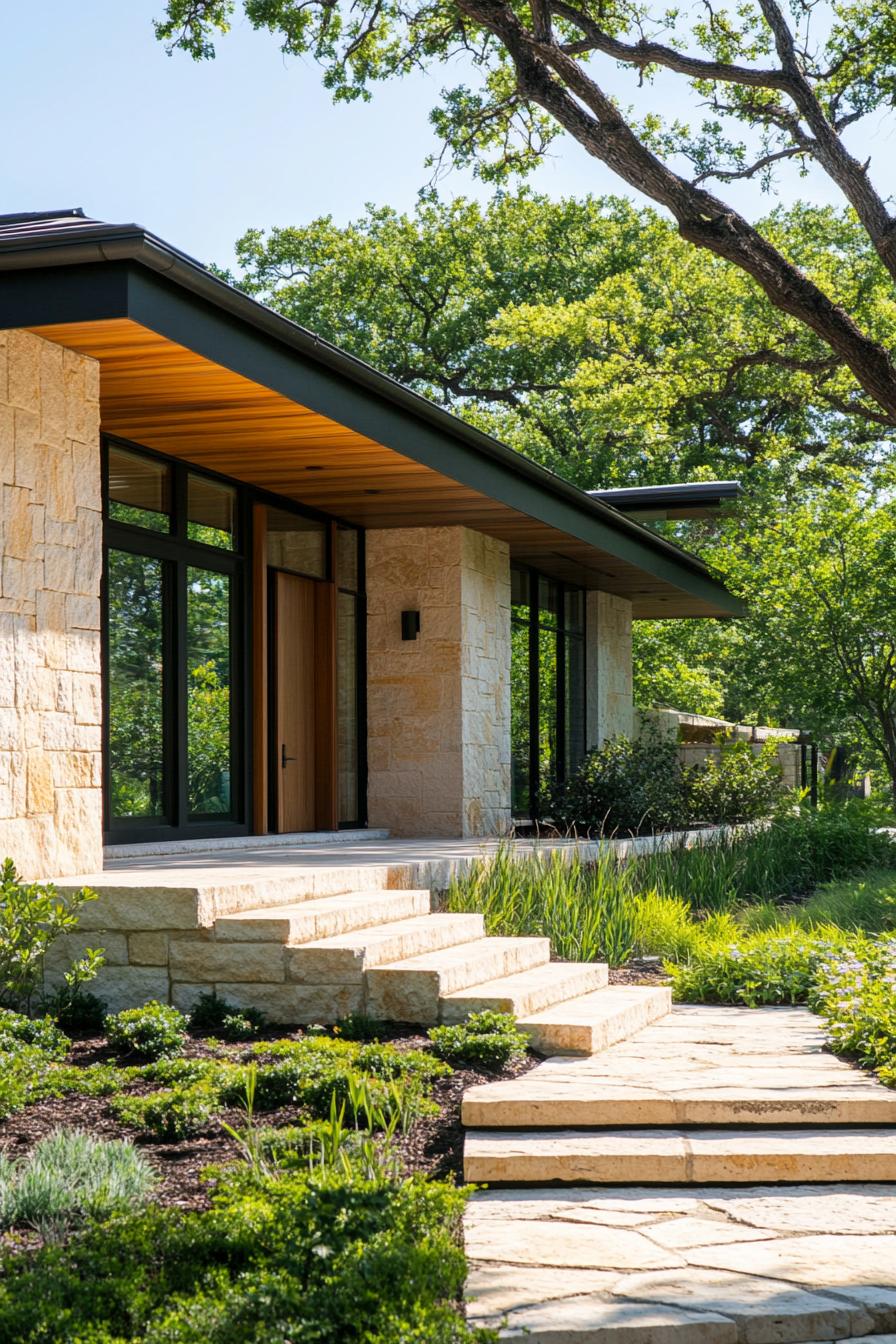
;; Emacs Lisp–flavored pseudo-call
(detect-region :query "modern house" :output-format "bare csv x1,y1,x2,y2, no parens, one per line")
0,209,741,881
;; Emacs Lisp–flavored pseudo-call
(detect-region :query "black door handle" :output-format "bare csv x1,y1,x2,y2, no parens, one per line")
281,743,297,768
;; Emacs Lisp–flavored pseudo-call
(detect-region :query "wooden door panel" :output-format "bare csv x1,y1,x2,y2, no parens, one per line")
274,571,316,833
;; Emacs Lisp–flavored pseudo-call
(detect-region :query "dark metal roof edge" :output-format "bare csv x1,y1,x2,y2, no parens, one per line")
0,221,735,603
591,481,742,508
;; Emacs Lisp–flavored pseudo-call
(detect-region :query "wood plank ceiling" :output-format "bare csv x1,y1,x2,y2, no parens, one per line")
30,316,725,617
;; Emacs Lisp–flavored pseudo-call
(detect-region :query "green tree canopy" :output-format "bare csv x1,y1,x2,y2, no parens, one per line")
157,0,896,422
224,193,893,490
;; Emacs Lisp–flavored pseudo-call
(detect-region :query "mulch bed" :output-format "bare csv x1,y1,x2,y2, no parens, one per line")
0,1024,539,1247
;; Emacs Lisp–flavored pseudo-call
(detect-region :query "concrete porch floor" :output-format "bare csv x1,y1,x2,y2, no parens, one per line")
59,824,733,892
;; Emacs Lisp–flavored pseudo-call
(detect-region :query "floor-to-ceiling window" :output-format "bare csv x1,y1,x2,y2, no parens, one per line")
105,441,245,840
510,565,586,819
104,439,365,842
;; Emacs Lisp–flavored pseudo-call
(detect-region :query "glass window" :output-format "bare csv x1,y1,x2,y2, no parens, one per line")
565,634,586,775
107,550,167,819
510,567,587,818
335,526,358,592
187,567,233,817
108,446,171,533
511,622,530,816
337,591,359,823
538,626,559,793
187,474,236,550
511,565,530,615
266,507,327,579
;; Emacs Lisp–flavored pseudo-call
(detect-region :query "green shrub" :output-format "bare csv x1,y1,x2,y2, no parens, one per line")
668,925,856,1006
335,1012,389,1041
813,938,896,1077
105,1001,188,1060
112,1084,218,1141
428,1011,528,1069
0,1008,69,1060
0,1169,490,1343
548,733,687,836
0,1129,157,1242
0,858,104,1014
684,740,785,824
50,988,108,1031
188,992,266,1042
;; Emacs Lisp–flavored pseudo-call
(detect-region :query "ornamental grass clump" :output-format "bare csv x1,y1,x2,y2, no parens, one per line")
0,1129,157,1242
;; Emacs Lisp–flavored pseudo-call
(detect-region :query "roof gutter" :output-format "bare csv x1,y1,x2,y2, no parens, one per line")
0,225,725,588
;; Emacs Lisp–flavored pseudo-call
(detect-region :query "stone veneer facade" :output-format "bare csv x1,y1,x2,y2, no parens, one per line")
365,526,512,837
586,590,634,748
0,330,103,877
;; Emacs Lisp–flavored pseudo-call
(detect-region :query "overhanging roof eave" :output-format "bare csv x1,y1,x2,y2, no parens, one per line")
0,226,741,617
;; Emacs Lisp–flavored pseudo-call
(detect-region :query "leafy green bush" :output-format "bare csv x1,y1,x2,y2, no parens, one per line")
0,859,103,1014
50,989,107,1031
684,740,785,824
0,1169,491,1343
668,926,855,1006
188,992,266,1042
813,938,896,1078
428,1011,528,1069
105,1001,188,1060
0,1008,69,1060
0,1129,157,1242
548,733,687,836
112,1084,218,1141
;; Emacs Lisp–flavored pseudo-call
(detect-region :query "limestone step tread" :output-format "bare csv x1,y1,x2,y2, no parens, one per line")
214,889,431,944
285,912,487,983
440,960,609,1021
463,1126,896,1185
464,1183,896,1343
366,936,552,1021
462,1005,896,1127
516,985,672,1056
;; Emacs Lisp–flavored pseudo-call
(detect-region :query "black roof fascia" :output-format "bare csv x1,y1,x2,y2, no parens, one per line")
0,229,742,615
590,482,742,513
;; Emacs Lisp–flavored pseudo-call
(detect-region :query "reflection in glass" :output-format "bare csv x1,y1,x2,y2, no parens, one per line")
266,507,327,578
335,526,358,592
337,591,359,823
538,576,560,628
108,550,166,818
187,474,236,550
187,567,232,817
565,634,586,774
511,565,530,615
538,626,559,794
108,446,171,533
511,623,530,816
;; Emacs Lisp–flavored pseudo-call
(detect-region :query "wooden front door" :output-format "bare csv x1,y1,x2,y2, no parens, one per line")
271,569,338,833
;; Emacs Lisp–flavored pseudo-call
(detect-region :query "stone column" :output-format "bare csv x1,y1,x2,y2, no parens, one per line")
0,330,103,877
585,591,634,749
365,526,511,837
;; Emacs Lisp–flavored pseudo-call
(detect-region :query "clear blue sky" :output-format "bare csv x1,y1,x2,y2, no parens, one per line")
3,1,858,271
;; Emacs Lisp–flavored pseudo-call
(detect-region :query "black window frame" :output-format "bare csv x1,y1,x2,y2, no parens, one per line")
511,564,587,820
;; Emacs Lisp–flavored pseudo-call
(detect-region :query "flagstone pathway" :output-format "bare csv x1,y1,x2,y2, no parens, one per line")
462,1006,896,1342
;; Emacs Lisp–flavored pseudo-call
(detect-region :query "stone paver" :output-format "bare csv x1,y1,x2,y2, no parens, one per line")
464,1185,896,1342
463,1006,896,1128
465,1126,896,1184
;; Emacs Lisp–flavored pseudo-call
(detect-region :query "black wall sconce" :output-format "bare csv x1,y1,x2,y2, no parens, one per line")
401,610,421,641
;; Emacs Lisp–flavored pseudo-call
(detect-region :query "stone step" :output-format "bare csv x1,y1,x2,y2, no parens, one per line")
464,1184,896,1343
440,960,609,1022
366,936,552,1021
214,889,431,944
463,1126,896,1185
516,985,672,1057
285,912,487,984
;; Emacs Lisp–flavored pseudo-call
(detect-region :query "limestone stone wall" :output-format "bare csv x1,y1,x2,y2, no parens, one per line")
0,330,103,877
585,591,634,749
366,526,511,837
